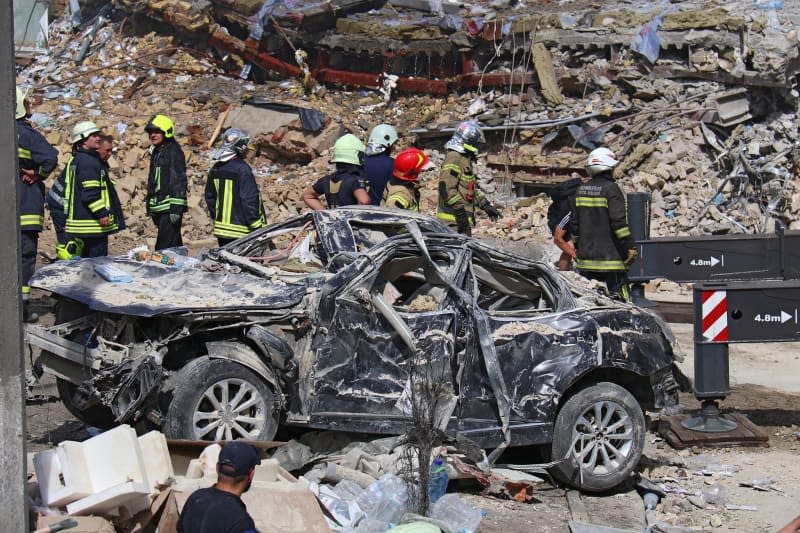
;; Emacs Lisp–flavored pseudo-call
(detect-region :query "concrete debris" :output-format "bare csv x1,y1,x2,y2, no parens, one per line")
29,426,176,531
13,0,800,266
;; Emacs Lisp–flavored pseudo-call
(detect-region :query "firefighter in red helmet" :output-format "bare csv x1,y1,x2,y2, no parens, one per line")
381,148,429,211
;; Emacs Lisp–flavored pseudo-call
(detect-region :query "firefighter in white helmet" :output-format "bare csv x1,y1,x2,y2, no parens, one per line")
568,147,637,301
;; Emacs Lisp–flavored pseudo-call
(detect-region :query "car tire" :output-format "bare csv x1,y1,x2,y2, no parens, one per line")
56,378,116,430
164,357,280,441
550,382,645,492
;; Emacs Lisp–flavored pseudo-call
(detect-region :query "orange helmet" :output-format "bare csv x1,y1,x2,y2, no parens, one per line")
393,148,429,182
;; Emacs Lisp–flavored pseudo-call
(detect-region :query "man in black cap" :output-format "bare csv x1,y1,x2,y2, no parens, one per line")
177,441,261,533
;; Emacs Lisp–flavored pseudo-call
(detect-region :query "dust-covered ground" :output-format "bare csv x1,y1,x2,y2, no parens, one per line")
24,303,800,532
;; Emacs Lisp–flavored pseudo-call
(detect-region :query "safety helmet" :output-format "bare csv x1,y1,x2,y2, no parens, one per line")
393,148,429,182
15,86,28,120
71,121,101,144
56,238,84,260
331,133,366,166
444,120,485,155
366,124,398,156
216,128,250,162
586,147,619,176
145,114,175,139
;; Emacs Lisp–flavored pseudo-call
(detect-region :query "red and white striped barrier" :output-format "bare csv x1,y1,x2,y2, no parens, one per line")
702,290,728,342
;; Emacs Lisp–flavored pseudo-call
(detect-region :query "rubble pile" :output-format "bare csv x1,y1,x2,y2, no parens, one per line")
15,0,800,260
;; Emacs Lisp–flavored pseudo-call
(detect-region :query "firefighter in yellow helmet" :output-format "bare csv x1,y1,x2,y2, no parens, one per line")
145,114,187,250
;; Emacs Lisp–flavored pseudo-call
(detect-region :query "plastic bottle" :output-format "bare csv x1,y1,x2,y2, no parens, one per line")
643,492,659,510
428,458,449,505
430,494,483,533
353,474,408,527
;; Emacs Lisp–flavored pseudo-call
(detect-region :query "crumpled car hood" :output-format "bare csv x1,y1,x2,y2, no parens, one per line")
30,257,308,317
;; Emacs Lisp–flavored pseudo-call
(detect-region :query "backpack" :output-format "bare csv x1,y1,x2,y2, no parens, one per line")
546,177,582,235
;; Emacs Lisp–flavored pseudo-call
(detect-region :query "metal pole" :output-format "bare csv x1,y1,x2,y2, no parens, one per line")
0,0,29,529
681,285,737,433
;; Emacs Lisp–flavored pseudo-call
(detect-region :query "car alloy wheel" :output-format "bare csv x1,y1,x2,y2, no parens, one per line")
192,378,268,440
569,400,634,476
165,357,280,441
550,381,645,492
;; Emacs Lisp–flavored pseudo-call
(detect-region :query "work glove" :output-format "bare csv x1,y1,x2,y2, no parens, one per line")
623,248,638,267
482,203,501,222
170,213,181,225
454,207,471,236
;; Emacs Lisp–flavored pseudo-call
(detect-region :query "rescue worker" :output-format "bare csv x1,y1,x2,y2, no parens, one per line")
546,177,583,271
381,147,429,212
568,147,637,301
204,128,266,247
62,121,125,258
48,135,114,261
302,133,370,210
364,124,398,205
145,114,187,250
177,441,260,533
17,86,58,322
436,120,501,235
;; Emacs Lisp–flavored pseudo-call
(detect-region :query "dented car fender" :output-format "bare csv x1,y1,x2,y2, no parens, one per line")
205,340,282,396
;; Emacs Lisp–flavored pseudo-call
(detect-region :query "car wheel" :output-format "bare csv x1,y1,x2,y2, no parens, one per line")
551,382,645,492
164,357,280,441
56,378,116,430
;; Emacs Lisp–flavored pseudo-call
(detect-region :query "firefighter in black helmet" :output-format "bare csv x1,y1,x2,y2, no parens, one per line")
145,114,187,250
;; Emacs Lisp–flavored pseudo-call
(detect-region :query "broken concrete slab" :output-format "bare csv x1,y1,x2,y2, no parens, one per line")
66,481,151,517
33,425,174,516
531,43,563,106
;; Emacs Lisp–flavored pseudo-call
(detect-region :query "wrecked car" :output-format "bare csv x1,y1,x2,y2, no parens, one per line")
27,207,683,492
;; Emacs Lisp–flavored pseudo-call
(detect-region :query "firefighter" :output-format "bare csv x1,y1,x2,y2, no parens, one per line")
17,86,59,322
302,134,370,210
63,121,125,258
145,114,187,250
436,120,501,235
364,124,398,205
205,129,266,247
381,147,429,212
47,134,115,262
569,147,637,301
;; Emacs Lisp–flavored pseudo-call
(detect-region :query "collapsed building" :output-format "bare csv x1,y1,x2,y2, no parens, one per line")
14,0,800,258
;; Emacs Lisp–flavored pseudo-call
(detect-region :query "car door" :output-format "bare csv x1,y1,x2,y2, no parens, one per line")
456,250,599,447
308,242,464,434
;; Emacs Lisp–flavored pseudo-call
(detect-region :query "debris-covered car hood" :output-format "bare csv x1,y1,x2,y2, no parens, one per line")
29,256,311,317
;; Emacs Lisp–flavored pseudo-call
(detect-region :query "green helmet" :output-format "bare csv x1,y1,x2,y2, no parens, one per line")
15,86,27,120
331,134,366,166
145,114,175,138
71,121,101,144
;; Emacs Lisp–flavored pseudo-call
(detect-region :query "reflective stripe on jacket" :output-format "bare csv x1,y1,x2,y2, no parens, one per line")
381,180,419,212
17,119,58,231
205,158,265,240
146,139,188,216
436,150,484,223
569,172,634,272
64,149,125,236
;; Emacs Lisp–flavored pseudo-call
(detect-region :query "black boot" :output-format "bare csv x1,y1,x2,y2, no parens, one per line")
23,302,39,323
